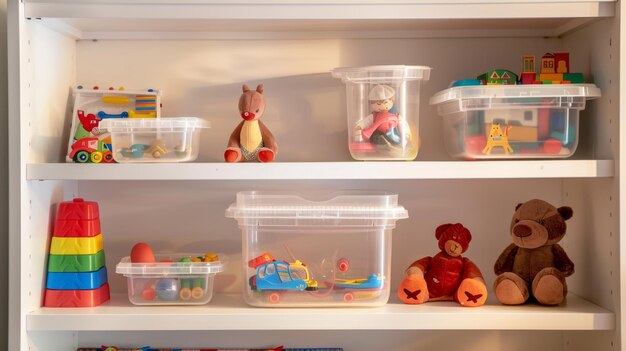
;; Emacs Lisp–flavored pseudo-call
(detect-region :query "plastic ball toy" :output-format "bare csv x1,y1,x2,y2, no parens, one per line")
156,278,179,301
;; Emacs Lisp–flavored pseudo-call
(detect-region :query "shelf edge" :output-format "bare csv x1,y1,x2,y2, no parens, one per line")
26,160,615,181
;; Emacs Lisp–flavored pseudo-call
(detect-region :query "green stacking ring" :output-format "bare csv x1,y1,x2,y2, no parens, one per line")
47,250,106,273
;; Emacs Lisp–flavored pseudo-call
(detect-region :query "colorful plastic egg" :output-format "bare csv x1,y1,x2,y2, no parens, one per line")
130,242,155,263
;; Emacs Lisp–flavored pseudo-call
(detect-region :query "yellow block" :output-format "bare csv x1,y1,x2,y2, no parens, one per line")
50,234,103,255
128,110,156,118
539,73,563,82
101,96,131,104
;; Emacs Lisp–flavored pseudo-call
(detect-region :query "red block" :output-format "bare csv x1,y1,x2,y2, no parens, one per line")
54,198,101,237
44,283,110,307
56,198,100,221
54,219,101,237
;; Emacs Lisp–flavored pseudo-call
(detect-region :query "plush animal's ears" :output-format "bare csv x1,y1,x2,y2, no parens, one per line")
242,84,250,93
256,84,264,94
558,206,573,220
435,223,453,240
515,203,523,211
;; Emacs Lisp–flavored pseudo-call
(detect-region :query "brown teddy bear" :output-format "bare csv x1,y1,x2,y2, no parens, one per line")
397,223,488,307
493,199,574,306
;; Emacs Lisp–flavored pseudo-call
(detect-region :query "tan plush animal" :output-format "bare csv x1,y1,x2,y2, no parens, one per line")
224,84,277,162
493,199,574,305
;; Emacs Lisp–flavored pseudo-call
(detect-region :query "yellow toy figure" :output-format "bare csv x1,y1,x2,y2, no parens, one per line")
483,123,513,155
224,84,278,163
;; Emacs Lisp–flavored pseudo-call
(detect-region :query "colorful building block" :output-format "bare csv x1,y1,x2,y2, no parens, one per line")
46,266,108,290
54,219,101,237
47,250,106,273
56,198,100,221
50,234,104,255
44,283,110,307
44,198,110,307
477,69,518,85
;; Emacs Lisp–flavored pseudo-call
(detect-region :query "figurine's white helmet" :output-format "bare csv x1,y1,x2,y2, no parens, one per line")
368,84,395,101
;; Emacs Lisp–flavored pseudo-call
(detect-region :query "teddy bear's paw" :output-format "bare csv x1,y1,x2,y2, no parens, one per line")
494,273,528,305
533,272,566,305
457,278,488,307
258,148,275,163
397,275,429,304
224,148,242,163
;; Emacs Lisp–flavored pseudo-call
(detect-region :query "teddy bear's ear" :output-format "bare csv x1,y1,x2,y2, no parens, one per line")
558,206,573,220
435,223,453,240
515,203,523,211
242,84,250,93
256,84,264,94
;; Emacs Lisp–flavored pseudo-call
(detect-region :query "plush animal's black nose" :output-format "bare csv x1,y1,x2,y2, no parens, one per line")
513,224,532,237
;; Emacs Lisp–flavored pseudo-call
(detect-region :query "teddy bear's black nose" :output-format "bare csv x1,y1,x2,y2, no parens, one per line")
513,224,532,237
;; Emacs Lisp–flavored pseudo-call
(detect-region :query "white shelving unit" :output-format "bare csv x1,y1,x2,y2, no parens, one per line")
25,160,616,180
9,1,622,351
27,293,614,331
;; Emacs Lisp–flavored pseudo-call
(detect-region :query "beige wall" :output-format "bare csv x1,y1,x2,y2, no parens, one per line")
1,0,8,348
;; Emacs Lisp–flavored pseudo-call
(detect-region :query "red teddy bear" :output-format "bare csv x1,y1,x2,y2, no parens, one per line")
397,223,488,307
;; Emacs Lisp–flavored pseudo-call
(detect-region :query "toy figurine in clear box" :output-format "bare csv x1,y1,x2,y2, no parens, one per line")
353,84,413,157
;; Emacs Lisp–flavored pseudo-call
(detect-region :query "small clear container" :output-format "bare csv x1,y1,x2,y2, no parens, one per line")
332,65,431,161
100,117,209,162
226,191,408,307
115,254,224,305
430,84,601,159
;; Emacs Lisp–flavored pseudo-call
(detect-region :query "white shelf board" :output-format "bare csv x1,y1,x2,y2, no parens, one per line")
23,0,616,39
27,293,615,331
27,160,614,181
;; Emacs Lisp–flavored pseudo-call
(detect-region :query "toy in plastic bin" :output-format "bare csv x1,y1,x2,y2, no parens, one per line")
451,52,584,87
248,252,384,305
100,117,209,163
227,191,408,307
431,53,601,159
397,223,487,307
115,242,224,305
224,84,277,163
331,65,431,161
66,86,162,163
353,84,410,153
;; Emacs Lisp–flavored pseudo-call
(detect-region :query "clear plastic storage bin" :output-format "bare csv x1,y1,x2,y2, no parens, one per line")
332,65,431,161
226,191,408,307
115,254,224,305
100,117,209,162
430,84,601,159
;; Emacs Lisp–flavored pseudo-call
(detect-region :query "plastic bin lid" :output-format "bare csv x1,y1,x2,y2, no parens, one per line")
225,191,408,221
331,65,431,83
115,254,225,276
429,83,602,107
101,117,210,132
